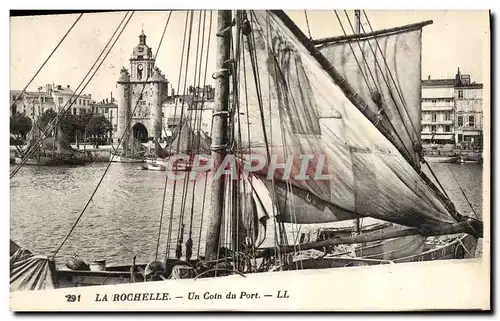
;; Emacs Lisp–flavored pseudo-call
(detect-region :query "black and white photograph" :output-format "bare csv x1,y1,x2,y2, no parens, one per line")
8,8,490,311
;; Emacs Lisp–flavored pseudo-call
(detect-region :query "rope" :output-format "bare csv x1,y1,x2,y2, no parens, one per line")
10,12,130,179
196,11,214,259
346,11,415,143
249,10,285,268
52,9,173,259
239,20,258,270
50,11,136,259
334,11,376,93
150,10,173,260
185,10,207,262
174,11,196,260
164,11,191,258
361,10,421,140
447,164,480,219
304,11,312,39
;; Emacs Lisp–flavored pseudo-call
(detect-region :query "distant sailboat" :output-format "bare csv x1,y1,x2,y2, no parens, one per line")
15,118,84,166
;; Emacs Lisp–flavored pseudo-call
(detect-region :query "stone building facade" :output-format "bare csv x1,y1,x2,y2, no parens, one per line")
421,68,483,147
116,31,169,143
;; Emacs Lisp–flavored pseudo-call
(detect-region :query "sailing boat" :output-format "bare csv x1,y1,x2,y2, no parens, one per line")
289,11,445,260
14,116,85,166
111,134,147,163
146,118,212,171
10,10,483,291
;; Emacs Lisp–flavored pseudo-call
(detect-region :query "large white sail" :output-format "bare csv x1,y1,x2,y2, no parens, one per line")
315,21,431,168
234,11,455,228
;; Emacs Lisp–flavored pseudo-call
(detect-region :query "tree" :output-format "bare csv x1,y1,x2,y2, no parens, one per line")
85,115,112,137
38,109,58,129
10,112,32,140
33,109,112,144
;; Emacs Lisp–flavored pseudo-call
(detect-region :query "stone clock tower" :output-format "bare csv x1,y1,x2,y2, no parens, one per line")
116,30,168,144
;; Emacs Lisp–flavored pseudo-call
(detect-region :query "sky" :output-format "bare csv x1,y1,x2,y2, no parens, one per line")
10,10,490,102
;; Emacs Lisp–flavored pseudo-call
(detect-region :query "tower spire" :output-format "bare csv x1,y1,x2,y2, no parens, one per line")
139,29,146,45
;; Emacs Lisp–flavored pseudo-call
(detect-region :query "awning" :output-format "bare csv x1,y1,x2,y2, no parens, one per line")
421,134,453,140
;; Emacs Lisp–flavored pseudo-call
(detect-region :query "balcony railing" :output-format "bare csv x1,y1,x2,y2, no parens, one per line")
421,120,453,125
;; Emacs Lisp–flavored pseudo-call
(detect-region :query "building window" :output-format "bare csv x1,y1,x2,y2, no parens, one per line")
110,110,113,117
431,113,437,122
431,125,437,132
79,98,81,105
81,109,86,115
468,116,475,127
458,90,463,99
445,125,451,132
457,116,463,127
73,108,77,115
58,97,64,105
458,134,463,142
431,99,437,104
445,112,451,121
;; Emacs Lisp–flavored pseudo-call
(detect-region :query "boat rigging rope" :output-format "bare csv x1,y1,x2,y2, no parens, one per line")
162,12,191,259
359,10,460,218
196,11,214,260
347,11,416,143
447,164,480,219
175,10,204,260
264,10,302,270
147,10,174,260
304,10,313,40
185,10,208,262
361,10,420,140
52,10,174,259
10,12,131,179
248,11,284,267
165,10,195,259
238,25,258,270
333,11,377,95
10,13,83,112
174,11,197,259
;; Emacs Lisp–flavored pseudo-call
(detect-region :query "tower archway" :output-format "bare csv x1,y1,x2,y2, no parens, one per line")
132,122,148,143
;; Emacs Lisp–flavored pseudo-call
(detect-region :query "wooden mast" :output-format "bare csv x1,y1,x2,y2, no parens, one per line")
204,10,232,261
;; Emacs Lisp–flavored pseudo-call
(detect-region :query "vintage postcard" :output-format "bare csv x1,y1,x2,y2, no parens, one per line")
8,9,490,311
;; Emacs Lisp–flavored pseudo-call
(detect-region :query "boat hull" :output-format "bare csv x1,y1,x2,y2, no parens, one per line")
43,233,478,289
147,163,166,171
14,156,85,166
424,156,459,163
319,223,425,261
110,155,144,163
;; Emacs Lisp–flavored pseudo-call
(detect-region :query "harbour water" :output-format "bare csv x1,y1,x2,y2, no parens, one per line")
10,162,484,267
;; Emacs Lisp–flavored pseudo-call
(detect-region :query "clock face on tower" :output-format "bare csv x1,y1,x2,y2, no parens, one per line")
137,64,143,80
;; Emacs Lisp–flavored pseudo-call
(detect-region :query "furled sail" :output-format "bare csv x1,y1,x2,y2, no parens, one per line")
314,20,432,168
220,172,273,250
234,10,457,229
42,123,78,155
166,120,212,154
10,243,57,291
21,121,42,154
126,135,147,156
